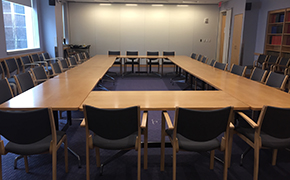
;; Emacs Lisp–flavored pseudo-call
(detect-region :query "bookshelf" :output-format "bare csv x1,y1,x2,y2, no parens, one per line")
265,8,290,58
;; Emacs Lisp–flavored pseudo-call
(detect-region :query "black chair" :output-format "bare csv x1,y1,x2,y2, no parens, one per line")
230,64,247,77
0,63,4,80
275,57,290,74
0,78,14,104
0,108,68,180
108,50,122,75
249,67,268,82
50,62,63,76
253,54,268,69
161,107,233,180
196,54,203,61
41,52,62,62
264,71,288,91
67,56,78,68
3,58,19,95
233,106,290,180
262,55,280,70
124,51,139,74
190,53,197,59
201,56,208,63
146,51,160,75
83,105,147,180
161,51,175,76
30,65,49,84
214,62,228,70
209,59,216,66
20,55,33,72
13,71,35,93
59,59,70,72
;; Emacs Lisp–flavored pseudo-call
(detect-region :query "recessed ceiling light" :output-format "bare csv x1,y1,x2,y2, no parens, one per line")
100,3,111,6
177,5,189,7
126,4,138,6
152,4,164,7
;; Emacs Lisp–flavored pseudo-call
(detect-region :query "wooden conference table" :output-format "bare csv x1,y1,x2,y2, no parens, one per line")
1,54,290,120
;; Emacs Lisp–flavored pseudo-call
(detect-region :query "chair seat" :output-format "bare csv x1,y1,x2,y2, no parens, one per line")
163,61,174,65
93,132,137,150
236,127,290,148
114,61,121,65
166,129,220,152
5,131,65,155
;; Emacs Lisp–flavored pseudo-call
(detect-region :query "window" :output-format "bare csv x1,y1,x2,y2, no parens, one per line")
2,0,39,52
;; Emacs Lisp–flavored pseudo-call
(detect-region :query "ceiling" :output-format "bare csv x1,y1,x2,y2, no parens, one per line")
67,0,229,5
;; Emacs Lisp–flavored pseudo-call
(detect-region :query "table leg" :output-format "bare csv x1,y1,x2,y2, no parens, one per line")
53,111,59,131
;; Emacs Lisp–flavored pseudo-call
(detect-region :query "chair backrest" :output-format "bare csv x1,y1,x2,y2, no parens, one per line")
201,56,208,63
0,63,4,79
60,59,69,69
174,107,232,142
68,56,78,66
83,105,140,145
210,60,216,66
108,51,121,56
14,71,35,93
190,53,197,59
0,108,54,145
163,51,175,56
250,67,268,82
257,54,268,64
4,58,19,78
30,66,48,82
51,62,62,74
214,62,228,70
230,64,247,77
42,52,51,60
30,53,40,62
258,106,290,141
267,55,279,64
126,51,138,56
264,71,288,90
20,55,32,72
147,51,159,56
84,51,90,59
0,78,14,104
277,57,290,67
197,55,203,61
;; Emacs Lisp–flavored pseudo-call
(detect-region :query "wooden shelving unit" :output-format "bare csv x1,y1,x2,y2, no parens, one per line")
265,8,290,58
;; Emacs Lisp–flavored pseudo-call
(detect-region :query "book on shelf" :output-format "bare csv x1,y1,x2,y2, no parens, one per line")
287,37,290,45
271,36,282,45
287,13,290,22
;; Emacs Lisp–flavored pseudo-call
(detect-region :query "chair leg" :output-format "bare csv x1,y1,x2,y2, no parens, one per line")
209,150,214,170
161,64,164,76
95,147,101,167
144,117,148,169
52,148,57,180
64,138,68,173
86,139,90,180
138,138,141,180
272,149,278,166
120,64,122,76
253,146,260,180
173,142,177,180
160,112,166,171
228,128,234,168
24,156,29,173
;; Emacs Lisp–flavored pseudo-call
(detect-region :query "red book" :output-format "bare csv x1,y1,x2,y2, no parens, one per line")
287,13,290,22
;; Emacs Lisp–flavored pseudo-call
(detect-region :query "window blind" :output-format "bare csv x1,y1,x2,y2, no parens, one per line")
5,0,31,7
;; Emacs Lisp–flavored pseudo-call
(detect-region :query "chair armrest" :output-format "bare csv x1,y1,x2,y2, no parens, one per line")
229,122,235,129
34,79,47,84
163,111,174,130
237,112,258,128
141,111,148,129
80,118,85,127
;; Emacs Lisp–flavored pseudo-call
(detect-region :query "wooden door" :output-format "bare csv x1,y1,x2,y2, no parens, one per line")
230,14,243,65
219,13,227,63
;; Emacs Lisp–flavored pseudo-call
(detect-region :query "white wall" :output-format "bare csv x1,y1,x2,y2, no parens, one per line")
68,3,219,60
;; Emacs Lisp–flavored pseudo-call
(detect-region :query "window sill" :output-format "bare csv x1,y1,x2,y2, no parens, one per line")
7,48,41,56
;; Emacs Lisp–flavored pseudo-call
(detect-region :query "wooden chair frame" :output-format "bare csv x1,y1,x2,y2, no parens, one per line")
161,108,234,180
264,71,288,91
84,106,147,180
0,108,68,180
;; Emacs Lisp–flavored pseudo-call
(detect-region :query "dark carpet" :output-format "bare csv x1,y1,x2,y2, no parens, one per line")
2,66,290,180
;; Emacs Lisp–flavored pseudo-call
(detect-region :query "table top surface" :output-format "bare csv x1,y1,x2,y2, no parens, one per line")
79,91,249,111
169,56,290,110
1,55,289,111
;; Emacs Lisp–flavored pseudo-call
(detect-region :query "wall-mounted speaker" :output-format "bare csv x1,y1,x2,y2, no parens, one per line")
245,2,252,11
49,0,55,6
